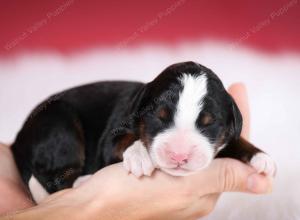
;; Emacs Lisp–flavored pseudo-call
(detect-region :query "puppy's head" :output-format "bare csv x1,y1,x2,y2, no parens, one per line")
134,61,242,176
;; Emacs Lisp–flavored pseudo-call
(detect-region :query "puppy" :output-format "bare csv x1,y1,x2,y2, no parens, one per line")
12,61,276,203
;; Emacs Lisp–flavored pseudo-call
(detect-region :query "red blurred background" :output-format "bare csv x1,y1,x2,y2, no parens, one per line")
1,0,300,54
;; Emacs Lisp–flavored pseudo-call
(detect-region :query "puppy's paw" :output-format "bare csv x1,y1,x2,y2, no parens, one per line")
123,140,155,178
250,153,276,177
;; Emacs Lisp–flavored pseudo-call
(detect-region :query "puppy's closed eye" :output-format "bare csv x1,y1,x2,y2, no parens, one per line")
199,112,215,126
157,107,170,122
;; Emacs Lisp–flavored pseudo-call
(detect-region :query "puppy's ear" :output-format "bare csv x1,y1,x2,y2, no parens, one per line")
229,95,243,140
126,85,149,131
113,86,146,151
128,86,146,113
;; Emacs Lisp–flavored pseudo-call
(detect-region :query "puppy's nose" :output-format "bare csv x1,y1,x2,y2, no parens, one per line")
170,153,189,164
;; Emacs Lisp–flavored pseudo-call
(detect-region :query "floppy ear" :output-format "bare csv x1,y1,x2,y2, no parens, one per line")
229,95,243,140
126,85,150,132
113,86,147,157
128,86,146,114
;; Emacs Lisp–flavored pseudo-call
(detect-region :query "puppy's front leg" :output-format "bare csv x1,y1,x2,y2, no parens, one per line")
216,137,276,177
123,140,155,178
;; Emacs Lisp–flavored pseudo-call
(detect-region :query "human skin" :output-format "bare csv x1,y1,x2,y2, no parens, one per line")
0,83,273,220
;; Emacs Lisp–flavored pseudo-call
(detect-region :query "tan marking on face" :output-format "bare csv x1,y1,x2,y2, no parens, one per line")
139,120,150,148
201,112,214,126
216,131,226,147
157,108,169,121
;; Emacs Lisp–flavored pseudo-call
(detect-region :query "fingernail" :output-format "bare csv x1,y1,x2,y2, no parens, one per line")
247,174,272,194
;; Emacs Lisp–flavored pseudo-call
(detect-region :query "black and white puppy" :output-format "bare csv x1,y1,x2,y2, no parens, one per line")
12,61,276,203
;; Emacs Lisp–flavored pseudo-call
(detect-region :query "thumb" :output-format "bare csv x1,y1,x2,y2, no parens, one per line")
197,159,273,194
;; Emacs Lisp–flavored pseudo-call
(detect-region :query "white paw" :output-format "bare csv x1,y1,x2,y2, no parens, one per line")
123,140,155,178
29,175,49,204
73,175,92,188
250,153,277,177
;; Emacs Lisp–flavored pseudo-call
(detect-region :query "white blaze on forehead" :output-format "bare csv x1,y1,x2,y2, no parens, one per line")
175,73,207,128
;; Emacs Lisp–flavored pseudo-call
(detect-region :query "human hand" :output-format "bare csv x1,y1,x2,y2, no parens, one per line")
56,161,270,220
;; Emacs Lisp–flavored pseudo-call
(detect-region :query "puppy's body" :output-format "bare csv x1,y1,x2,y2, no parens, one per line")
12,62,275,203
12,81,143,191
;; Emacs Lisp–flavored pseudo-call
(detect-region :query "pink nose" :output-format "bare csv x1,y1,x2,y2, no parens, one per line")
170,153,189,164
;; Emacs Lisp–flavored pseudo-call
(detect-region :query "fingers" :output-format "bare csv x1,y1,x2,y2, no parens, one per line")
192,158,273,194
228,83,250,140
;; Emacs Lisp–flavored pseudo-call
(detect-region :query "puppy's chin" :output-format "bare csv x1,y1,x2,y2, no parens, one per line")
159,162,211,176
160,167,197,176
